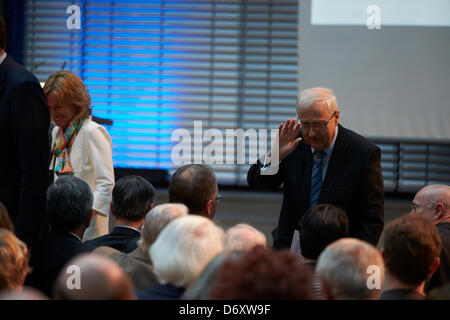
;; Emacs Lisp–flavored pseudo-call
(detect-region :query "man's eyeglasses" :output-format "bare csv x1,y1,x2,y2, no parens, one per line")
298,109,338,131
216,193,223,202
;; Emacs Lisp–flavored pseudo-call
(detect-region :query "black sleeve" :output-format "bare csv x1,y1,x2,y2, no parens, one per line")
247,158,284,190
353,146,385,246
10,81,50,245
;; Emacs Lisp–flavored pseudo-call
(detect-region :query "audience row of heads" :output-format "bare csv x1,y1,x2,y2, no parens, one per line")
0,163,268,299
0,167,449,299
47,163,219,237
0,211,439,300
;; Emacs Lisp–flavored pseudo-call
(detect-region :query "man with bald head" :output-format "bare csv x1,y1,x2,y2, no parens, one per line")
248,87,384,249
54,253,135,300
412,184,450,291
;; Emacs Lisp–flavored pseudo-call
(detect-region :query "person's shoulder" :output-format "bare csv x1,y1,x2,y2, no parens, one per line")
2,55,41,88
81,118,111,138
339,125,379,153
83,234,110,248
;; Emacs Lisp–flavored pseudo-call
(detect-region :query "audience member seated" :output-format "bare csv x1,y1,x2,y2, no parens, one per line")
0,286,48,300
181,223,267,300
84,175,156,253
138,215,225,300
109,203,188,291
412,184,450,291
209,246,316,299
299,204,349,270
54,253,136,300
0,202,14,232
169,164,220,219
299,204,349,298
26,176,93,297
380,214,441,300
316,238,384,300
0,228,31,291
225,223,267,252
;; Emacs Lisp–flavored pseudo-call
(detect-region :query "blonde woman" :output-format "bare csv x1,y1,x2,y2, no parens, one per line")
44,71,114,240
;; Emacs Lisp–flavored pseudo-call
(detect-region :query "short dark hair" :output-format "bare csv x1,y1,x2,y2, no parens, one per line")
0,16,6,50
209,246,316,299
47,176,93,233
299,204,349,260
112,175,156,221
383,214,441,286
168,164,217,215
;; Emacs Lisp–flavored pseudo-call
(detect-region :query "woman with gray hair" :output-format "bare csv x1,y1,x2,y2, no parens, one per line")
44,71,114,240
138,215,225,300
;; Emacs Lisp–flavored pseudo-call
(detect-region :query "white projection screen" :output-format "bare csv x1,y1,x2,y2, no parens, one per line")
298,0,450,142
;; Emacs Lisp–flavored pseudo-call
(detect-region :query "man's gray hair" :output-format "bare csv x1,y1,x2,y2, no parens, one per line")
316,238,384,300
225,223,267,253
296,87,338,114
47,175,93,232
138,203,188,254
150,215,225,288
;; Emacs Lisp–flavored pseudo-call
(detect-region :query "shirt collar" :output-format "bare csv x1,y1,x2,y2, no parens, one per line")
0,52,7,65
69,232,82,242
311,125,339,157
115,225,141,233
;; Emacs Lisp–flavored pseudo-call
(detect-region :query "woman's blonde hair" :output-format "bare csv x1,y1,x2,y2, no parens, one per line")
43,71,92,122
0,228,31,289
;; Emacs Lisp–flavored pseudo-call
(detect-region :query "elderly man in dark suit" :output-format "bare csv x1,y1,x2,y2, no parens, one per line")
0,16,50,248
248,87,384,249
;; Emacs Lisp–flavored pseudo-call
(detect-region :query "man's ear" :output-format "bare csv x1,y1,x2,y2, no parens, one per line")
435,202,446,220
148,202,154,211
85,209,95,228
205,199,213,218
334,108,340,124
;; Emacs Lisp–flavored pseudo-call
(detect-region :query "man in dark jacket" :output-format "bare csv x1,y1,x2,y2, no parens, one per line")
248,87,384,249
84,175,156,253
0,16,50,248
27,176,94,297
412,184,450,292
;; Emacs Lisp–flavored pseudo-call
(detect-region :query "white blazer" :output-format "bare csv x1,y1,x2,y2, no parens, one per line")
50,117,115,239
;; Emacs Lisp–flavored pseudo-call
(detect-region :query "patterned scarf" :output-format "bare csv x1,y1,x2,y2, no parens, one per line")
52,118,85,176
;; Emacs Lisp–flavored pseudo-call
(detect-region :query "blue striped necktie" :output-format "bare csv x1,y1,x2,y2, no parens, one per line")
310,151,325,208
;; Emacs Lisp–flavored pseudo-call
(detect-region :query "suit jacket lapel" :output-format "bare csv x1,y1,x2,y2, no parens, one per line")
0,58,6,98
293,141,313,207
319,125,350,201
0,55,14,99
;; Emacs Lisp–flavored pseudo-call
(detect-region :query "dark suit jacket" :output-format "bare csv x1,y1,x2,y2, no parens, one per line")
426,222,450,292
248,125,384,249
0,54,50,246
84,226,140,253
379,289,425,300
138,283,185,300
26,231,89,297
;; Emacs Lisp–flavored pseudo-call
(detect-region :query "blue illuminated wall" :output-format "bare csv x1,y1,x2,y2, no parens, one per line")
24,0,299,184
